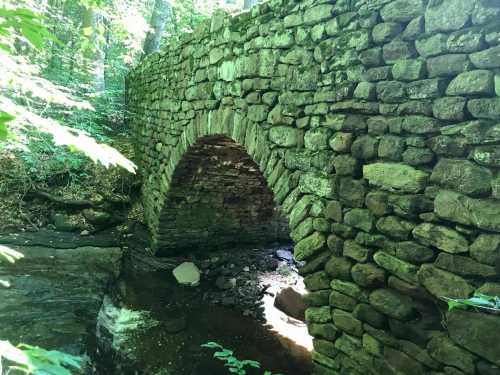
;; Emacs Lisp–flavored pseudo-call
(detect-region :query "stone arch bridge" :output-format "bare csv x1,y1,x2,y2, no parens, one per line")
127,0,500,373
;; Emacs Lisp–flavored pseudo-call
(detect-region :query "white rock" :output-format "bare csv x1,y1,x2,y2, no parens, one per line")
173,262,201,286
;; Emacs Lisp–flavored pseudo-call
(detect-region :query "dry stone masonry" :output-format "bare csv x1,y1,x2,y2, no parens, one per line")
127,0,500,373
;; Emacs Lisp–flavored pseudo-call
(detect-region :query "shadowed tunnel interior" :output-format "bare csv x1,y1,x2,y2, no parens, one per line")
156,135,288,255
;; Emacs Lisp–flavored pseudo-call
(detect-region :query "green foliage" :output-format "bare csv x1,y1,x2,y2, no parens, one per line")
0,7,56,51
445,293,500,312
201,342,283,375
0,340,83,375
0,111,14,140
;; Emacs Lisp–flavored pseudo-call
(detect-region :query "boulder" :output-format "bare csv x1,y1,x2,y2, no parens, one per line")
274,287,306,321
172,262,200,287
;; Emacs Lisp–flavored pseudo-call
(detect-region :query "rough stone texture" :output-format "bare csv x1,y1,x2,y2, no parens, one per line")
128,2,500,373
0,231,122,354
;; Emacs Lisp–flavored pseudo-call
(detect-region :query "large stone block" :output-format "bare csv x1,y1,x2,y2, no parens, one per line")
430,158,492,196
417,264,474,299
425,0,475,33
412,222,468,253
369,288,414,320
446,70,495,96
295,231,327,261
363,162,429,193
435,190,500,232
447,310,500,367
380,0,426,22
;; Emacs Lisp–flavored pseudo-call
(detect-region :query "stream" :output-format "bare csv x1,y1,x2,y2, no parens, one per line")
95,242,313,375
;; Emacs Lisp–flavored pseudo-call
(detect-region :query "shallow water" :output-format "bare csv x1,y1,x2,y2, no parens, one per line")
99,249,312,375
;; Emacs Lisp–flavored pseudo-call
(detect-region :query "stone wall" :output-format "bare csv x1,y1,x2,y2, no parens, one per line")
127,0,500,373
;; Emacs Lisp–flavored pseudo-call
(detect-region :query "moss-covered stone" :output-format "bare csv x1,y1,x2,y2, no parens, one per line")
363,162,429,193
417,264,474,299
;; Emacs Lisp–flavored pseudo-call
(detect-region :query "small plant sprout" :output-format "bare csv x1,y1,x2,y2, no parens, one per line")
201,342,283,375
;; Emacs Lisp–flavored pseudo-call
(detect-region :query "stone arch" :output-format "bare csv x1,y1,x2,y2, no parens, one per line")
149,108,309,257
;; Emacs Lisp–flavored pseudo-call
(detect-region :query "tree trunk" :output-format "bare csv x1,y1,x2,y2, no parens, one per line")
82,6,106,94
143,0,171,57
243,0,258,9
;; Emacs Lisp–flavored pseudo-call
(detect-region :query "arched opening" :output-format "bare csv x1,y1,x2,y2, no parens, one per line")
156,135,288,256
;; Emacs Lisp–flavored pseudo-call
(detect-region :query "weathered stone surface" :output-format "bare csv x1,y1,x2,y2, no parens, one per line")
294,231,326,261
369,289,414,320
416,33,448,57
305,271,331,291
333,309,363,337
373,23,403,44
351,135,379,160
392,59,426,81
299,172,336,198
343,240,372,263
304,4,333,25
417,264,474,299
472,145,500,166
376,216,415,240
430,158,492,196
377,81,407,103
383,40,416,63
351,263,386,289
373,251,419,284
269,126,299,147
427,54,472,78
338,177,366,208
435,190,500,232
412,223,468,253
344,209,375,233
468,98,500,120
432,97,467,121
425,0,475,33
470,45,500,69
403,147,435,166
427,333,476,374
435,252,497,278
333,154,359,176
304,128,330,151
447,28,485,53
308,323,338,341
363,162,429,193
378,135,405,161
470,233,500,266
448,310,500,367
306,306,332,323
447,70,495,96
329,132,353,153
395,241,435,264
381,0,425,22
354,304,386,328
325,256,353,281
384,347,426,375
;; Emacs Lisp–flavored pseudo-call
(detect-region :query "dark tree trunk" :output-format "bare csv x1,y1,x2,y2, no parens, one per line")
143,0,171,57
